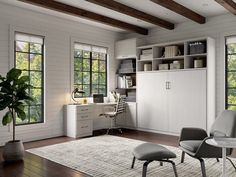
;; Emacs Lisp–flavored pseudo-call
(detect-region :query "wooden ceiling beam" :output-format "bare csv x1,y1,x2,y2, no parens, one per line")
85,0,174,30
215,0,236,15
150,0,206,24
18,0,148,35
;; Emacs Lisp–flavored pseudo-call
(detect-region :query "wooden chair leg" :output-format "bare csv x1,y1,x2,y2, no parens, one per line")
199,159,207,177
131,157,136,169
181,151,185,163
227,157,236,171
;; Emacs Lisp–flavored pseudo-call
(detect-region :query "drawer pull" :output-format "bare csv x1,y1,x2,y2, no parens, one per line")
81,109,89,111
81,125,89,128
81,115,89,118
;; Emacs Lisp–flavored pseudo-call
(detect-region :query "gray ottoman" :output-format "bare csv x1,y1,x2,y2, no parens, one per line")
131,143,178,177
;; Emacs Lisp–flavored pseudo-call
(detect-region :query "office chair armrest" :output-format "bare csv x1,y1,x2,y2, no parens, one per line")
195,137,226,158
179,127,208,143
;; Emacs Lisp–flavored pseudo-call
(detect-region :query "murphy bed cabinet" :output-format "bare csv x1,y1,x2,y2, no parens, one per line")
137,37,215,134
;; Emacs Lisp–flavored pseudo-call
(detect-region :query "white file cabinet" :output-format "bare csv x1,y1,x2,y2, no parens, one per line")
65,104,93,138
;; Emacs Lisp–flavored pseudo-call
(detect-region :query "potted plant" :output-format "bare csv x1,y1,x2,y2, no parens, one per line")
0,68,34,162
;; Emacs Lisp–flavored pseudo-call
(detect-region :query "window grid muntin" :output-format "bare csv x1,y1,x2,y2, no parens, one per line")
74,45,107,97
14,33,44,125
226,39,236,110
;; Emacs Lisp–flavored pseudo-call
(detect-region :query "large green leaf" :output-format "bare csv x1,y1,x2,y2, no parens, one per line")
15,75,30,85
6,68,21,81
2,111,13,125
0,96,13,111
15,106,26,120
0,75,4,81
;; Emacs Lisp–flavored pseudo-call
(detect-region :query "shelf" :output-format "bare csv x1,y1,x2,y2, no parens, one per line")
186,53,207,57
116,87,136,90
153,56,184,60
138,59,153,62
117,72,136,75
137,68,207,73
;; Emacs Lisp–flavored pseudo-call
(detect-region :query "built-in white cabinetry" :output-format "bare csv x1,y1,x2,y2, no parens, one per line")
115,38,140,59
125,102,137,127
137,37,215,135
117,102,137,128
65,105,93,138
137,69,207,134
137,72,169,132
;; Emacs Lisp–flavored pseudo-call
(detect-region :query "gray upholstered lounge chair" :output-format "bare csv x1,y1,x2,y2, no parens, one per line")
179,110,236,177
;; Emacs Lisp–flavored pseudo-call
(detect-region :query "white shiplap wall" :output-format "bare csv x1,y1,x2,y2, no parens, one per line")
0,2,121,145
124,13,236,117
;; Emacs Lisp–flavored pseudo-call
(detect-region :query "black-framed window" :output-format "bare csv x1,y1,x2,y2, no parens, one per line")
226,36,236,110
14,32,44,125
74,43,107,97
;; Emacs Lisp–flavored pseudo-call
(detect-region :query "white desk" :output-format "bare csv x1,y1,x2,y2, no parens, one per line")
65,103,117,138
206,138,236,177
65,102,137,138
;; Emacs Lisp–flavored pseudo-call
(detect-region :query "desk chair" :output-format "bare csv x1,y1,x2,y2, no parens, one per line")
100,96,125,134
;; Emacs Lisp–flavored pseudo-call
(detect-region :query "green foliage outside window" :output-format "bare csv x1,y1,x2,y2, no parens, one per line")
14,35,44,124
226,43,236,110
74,46,107,97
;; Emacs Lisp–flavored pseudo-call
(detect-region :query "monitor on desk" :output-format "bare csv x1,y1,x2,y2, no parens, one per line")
93,94,104,103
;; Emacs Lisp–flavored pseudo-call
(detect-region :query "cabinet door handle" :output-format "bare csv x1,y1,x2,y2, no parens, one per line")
81,125,89,128
168,82,171,89
166,81,168,90
81,108,88,111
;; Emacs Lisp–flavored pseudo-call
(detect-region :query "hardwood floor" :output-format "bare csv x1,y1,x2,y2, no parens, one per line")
0,129,235,177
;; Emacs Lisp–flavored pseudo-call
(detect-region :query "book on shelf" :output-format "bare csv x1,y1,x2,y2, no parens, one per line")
140,54,152,60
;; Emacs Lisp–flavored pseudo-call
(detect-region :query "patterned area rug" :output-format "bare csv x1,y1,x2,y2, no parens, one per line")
27,135,236,177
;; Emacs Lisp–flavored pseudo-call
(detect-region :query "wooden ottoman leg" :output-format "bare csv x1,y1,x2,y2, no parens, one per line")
160,160,178,177
131,157,136,169
142,161,152,177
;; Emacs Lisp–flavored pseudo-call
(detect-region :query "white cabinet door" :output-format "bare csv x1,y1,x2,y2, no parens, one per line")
115,38,137,59
168,70,207,134
137,72,169,132
126,102,137,128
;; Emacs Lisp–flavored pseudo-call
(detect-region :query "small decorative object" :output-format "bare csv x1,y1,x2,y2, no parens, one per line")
189,42,206,54
0,68,34,162
170,60,184,70
144,64,152,71
159,63,169,70
194,59,204,68
71,88,85,104
83,98,88,104
164,46,179,58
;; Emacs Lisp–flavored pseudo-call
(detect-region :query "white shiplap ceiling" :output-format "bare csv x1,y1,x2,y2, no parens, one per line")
0,0,232,33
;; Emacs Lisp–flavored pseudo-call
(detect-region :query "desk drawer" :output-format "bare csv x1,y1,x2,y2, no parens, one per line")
77,120,93,136
77,112,91,120
77,106,92,113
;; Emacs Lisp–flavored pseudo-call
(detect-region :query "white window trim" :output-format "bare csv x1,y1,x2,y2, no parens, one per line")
70,36,110,103
9,25,47,131
220,31,236,112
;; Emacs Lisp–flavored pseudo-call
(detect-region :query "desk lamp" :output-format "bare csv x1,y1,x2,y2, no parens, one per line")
71,88,85,104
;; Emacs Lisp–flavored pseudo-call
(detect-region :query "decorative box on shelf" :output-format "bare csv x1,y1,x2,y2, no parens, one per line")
170,60,184,70
189,42,206,54
159,64,169,70
164,46,179,58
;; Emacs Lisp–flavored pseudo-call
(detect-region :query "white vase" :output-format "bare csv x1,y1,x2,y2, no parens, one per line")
2,140,25,162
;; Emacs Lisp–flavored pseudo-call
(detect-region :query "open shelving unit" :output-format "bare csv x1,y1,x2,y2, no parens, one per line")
137,37,209,72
